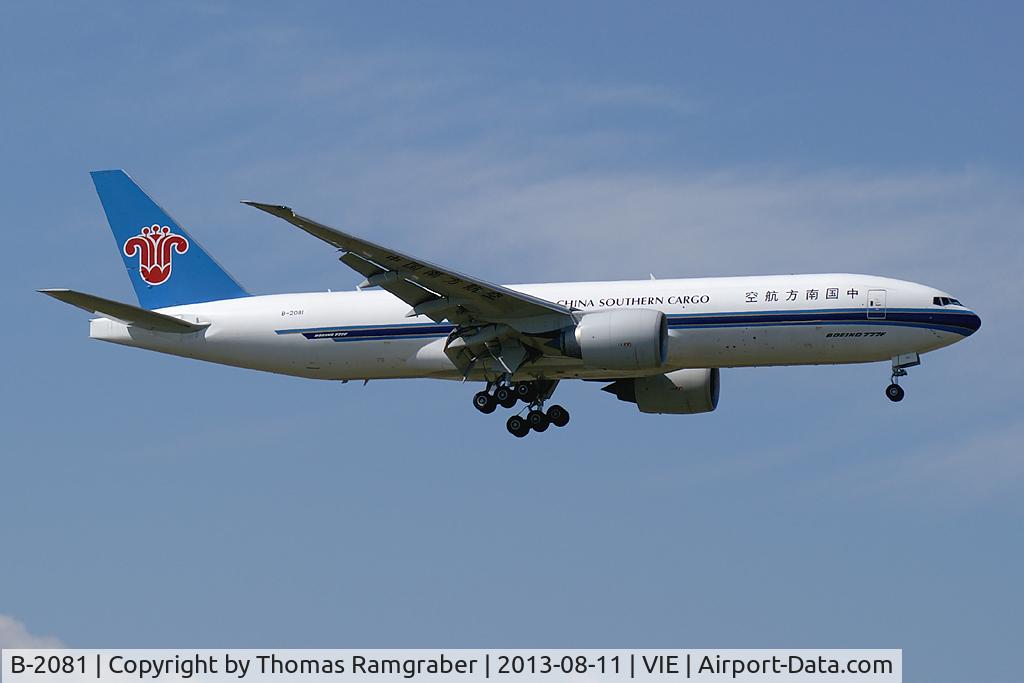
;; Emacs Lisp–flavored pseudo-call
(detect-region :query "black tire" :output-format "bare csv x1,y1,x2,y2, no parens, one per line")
473,391,496,414
527,409,550,432
547,404,570,427
495,386,517,409
506,415,529,437
885,383,905,402
514,382,538,403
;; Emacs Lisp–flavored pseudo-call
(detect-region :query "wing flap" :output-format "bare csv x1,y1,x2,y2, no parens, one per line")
339,252,440,315
39,289,207,333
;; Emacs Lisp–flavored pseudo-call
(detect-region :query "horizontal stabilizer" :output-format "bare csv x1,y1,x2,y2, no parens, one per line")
38,289,208,333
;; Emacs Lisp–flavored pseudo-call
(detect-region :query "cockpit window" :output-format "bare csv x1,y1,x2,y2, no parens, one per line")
933,296,964,307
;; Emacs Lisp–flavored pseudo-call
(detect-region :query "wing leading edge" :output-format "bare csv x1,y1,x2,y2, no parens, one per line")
242,201,573,329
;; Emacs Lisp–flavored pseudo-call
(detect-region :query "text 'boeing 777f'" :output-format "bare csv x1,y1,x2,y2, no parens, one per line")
42,170,981,437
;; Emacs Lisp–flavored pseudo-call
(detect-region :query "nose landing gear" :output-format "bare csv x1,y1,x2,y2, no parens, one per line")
885,352,919,403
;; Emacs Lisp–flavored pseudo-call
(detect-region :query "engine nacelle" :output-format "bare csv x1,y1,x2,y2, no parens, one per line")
604,368,720,414
561,308,668,371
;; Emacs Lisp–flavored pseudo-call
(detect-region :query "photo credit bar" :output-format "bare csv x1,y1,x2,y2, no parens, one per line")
1,649,902,682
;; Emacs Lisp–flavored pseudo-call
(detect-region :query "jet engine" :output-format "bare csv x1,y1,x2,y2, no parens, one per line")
560,308,668,371
603,368,720,414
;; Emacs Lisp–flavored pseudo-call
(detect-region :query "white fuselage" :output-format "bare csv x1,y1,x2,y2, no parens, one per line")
88,273,979,381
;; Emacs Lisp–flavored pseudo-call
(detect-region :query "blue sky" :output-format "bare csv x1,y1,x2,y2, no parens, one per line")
2,1,1022,679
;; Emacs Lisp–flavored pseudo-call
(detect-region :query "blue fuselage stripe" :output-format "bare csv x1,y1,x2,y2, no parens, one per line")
274,308,977,340
665,309,979,334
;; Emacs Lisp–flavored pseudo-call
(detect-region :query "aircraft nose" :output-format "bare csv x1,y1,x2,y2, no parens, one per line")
963,311,982,336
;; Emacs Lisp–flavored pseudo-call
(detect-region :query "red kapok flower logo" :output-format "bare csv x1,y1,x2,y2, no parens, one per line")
123,225,189,286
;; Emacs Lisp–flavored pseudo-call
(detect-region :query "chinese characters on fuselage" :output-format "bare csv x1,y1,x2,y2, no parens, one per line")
746,288,860,304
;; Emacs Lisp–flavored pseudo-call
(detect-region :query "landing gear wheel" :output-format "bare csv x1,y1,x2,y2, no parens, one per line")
885,383,905,402
514,382,539,403
472,391,496,414
527,409,550,432
495,386,517,409
506,415,529,438
546,404,570,427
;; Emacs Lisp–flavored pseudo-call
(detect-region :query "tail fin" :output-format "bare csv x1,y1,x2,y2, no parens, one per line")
90,169,248,309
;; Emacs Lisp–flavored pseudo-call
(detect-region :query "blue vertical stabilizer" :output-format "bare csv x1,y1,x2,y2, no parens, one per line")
90,170,248,309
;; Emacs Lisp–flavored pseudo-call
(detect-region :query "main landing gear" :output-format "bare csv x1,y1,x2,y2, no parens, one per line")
885,352,920,403
472,378,569,437
506,403,570,438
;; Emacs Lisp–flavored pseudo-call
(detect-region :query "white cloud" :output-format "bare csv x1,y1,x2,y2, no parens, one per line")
135,38,1017,321
0,615,64,648
330,157,1022,307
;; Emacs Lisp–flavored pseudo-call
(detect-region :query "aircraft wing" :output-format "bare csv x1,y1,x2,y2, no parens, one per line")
243,201,574,328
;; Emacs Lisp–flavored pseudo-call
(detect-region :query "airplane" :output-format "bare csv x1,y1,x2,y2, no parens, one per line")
41,170,981,437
